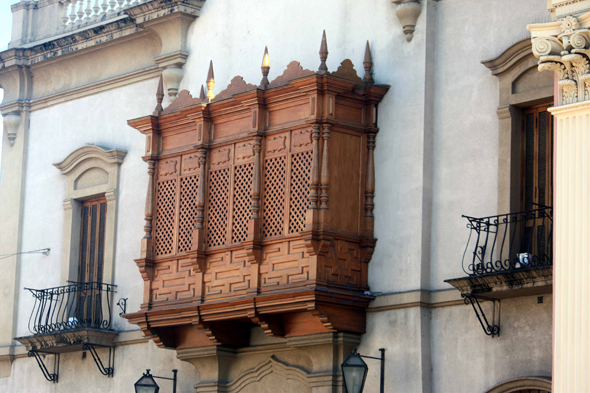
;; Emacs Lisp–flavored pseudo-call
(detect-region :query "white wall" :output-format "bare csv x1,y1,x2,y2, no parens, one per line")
16,78,159,338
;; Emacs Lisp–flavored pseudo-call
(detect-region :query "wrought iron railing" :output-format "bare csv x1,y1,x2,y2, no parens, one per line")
462,206,553,276
25,282,116,335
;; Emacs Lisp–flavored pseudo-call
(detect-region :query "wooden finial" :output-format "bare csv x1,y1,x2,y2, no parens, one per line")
153,74,164,115
206,60,215,102
260,46,270,89
199,84,205,100
318,30,328,75
363,41,374,85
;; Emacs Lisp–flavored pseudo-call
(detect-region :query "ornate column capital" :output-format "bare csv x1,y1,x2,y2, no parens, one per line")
529,12,590,105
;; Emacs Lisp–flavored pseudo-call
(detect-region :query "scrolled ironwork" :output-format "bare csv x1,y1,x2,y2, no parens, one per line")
25,281,117,335
463,295,500,337
461,206,552,276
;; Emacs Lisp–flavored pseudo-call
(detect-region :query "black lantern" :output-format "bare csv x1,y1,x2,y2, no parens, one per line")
341,348,385,393
341,349,368,393
134,369,177,393
134,370,159,393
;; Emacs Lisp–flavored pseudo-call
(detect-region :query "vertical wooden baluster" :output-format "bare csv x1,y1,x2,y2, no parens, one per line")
251,136,262,220
320,124,330,210
364,132,376,235
309,123,321,210
61,0,71,26
141,159,155,259
69,0,78,23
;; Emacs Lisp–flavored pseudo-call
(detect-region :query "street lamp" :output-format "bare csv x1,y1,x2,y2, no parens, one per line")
134,369,177,393
341,348,385,393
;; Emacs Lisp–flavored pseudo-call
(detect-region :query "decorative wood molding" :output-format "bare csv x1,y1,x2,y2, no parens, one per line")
212,76,257,102
330,59,364,85
268,61,314,89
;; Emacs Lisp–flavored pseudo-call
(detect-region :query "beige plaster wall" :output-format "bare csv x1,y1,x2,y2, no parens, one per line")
0,339,199,392
0,0,556,391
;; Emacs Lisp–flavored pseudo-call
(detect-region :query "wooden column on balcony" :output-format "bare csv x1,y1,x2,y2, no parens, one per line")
126,46,389,349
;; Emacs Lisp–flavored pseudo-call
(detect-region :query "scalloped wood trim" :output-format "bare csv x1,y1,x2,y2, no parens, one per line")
330,59,364,85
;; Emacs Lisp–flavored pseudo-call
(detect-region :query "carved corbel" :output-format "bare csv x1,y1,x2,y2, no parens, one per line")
247,310,284,337
3,112,22,147
127,1,204,102
392,0,422,42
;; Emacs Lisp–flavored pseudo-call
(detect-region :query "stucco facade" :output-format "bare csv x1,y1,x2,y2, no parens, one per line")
0,0,565,392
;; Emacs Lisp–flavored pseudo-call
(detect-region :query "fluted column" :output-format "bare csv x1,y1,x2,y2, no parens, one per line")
529,12,590,392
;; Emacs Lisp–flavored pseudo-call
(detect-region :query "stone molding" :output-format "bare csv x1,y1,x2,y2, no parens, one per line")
528,12,590,105
484,376,552,393
0,0,205,113
53,145,127,286
15,329,118,352
548,0,590,20
482,38,534,76
482,38,554,217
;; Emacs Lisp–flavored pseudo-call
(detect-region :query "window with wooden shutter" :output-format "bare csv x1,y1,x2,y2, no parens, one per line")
78,197,107,284
522,104,553,211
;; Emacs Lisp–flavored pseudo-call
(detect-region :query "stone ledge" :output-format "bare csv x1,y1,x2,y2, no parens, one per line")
445,267,553,299
15,328,118,353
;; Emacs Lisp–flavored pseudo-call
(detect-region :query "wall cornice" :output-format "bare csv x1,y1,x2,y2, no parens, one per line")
482,38,534,76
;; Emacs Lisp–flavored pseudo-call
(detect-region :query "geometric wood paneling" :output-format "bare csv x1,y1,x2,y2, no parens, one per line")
152,258,197,302
203,249,251,296
289,150,312,234
260,240,310,287
178,174,199,253
206,168,230,248
263,156,286,238
155,179,177,256
320,240,362,286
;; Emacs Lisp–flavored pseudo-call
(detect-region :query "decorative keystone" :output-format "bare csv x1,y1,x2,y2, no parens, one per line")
392,0,422,42
3,113,22,147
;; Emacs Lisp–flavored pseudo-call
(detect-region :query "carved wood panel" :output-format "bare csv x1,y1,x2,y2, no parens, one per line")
232,163,254,244
178,174,199,253
206,168,231,248
203,250,252,296
155,179,177,256
260,240,310,287
152,258,197,302
289,150,312,234
320,240,362,286
262,156,287,238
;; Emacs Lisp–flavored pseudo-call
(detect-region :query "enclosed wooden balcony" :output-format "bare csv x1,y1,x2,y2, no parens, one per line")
125,42,389,349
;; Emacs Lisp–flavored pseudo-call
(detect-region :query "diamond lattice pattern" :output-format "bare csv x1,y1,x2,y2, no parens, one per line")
263,156,286,238
232,163,254,244
207,168,230,247
289,151,312,233
155,179,177,256
178,174,199,253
